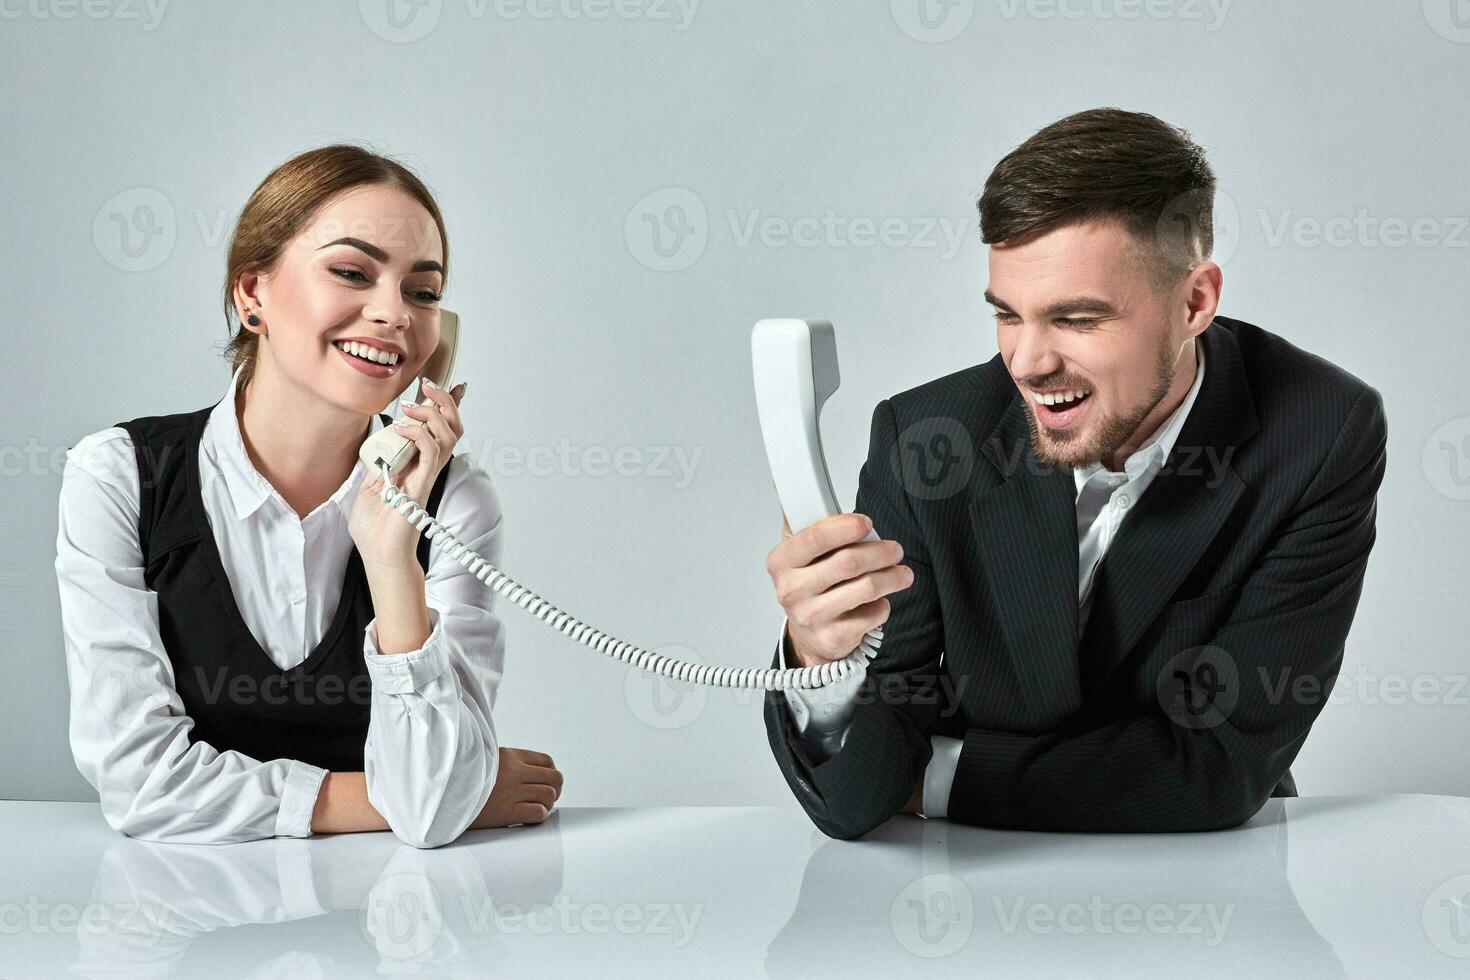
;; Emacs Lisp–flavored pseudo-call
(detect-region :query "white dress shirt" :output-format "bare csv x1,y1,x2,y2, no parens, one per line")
782,342,1206,818
55,363,507,847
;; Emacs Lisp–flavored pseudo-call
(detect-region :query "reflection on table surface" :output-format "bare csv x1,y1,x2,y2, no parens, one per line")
1,795,1468,978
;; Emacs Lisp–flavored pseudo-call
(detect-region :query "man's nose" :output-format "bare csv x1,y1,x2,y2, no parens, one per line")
1007,322,1061,387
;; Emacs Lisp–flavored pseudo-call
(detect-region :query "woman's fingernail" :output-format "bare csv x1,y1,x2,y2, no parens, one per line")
422,377,439,389
399,401,418,411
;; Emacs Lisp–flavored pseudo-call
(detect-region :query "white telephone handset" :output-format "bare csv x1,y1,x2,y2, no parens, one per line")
359,310,460,478
363,312,880,689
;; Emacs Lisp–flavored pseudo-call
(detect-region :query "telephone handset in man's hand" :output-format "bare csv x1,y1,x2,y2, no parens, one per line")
358,309,460,478
361,312,880,690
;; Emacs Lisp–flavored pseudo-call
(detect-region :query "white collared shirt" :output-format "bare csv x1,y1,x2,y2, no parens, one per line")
55,364,507,846
783,342,1207,818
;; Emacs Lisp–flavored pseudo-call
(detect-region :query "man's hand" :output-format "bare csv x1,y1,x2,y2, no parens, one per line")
765,512,915,669
471,747,563,828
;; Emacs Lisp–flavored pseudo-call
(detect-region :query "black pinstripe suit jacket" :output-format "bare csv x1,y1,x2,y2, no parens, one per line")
764,315,1388,839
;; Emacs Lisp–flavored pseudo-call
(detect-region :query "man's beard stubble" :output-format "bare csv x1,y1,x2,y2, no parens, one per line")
1028,334,1177,472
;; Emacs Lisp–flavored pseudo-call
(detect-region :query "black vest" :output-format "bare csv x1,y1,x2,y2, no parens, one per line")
118,402,451,772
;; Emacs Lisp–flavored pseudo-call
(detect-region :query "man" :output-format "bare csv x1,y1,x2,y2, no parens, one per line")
762,107,1387,840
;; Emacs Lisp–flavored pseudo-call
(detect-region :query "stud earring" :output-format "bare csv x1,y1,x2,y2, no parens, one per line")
245,309,261,327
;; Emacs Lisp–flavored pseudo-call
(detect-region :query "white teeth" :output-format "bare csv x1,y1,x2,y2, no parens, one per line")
1033,388,1090,406
334,341,399,366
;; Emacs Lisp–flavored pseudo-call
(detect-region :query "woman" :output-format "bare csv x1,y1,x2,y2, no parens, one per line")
55,144,561,847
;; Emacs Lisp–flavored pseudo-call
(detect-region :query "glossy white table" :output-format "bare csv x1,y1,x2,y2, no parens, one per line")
2,796,1469,977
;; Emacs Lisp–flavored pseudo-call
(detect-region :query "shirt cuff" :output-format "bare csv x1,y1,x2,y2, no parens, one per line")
920,735,963,820
275,839,328,919
363,606,450,695
779,616,866,759
276,759,329,838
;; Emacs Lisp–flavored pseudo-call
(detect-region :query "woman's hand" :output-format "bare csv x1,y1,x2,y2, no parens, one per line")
471,747,563,828
349,379,467,570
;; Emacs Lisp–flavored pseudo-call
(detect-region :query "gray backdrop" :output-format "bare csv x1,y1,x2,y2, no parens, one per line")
4,0,1467,808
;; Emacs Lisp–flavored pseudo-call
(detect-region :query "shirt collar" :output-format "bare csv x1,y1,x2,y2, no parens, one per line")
203,363,385,522
1072,339,1207,496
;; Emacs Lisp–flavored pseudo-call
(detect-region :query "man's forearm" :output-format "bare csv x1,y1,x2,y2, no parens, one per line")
310,771,391,834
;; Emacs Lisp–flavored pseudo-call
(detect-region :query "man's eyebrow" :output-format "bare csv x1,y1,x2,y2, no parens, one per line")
318,237,442,274
983,289,1119,318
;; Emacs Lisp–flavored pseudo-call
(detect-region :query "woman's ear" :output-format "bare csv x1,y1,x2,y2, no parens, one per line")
234,268,268,335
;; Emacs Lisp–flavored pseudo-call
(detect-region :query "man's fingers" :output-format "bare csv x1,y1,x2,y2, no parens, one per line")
512,802,550,825
520,764,563,792
519,783,559,808
804,564,913,626
799,538,905,596
777,513,874,569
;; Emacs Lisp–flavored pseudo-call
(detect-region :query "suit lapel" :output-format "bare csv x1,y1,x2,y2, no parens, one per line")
969,322,1259,725
1077,323,1258,695
972,398,1085,729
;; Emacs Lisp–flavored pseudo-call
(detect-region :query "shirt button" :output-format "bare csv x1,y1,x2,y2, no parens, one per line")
288,589,306,604
1116,493,1130,509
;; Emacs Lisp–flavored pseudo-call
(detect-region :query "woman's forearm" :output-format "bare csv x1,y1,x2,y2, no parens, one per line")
310,771,391,834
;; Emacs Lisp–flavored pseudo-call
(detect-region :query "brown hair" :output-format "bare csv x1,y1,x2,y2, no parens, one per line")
977,107,1215,293
219,143,449,391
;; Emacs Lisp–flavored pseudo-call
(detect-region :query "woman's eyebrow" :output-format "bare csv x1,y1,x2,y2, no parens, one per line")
317,236,442,274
